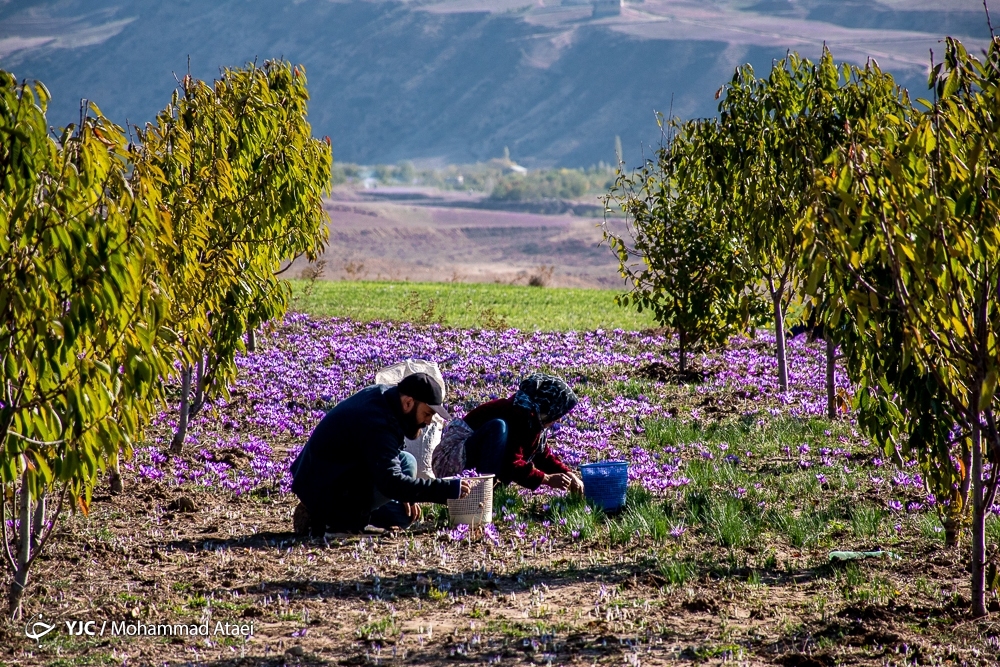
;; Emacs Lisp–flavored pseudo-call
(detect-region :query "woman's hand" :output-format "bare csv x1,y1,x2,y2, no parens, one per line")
458,479,473,498
544,473,585,494
567,473,585,495
543,473,573,490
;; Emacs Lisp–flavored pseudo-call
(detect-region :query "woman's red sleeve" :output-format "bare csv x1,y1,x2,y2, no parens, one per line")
508,445,548,490
533,448,571,476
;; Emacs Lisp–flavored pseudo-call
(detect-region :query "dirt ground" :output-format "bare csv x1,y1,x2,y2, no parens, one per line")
3,458,999,666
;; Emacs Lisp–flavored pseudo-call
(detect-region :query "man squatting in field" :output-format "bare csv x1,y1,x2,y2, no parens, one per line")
290,372,471,534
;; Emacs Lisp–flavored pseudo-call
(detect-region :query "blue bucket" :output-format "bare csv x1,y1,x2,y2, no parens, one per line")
580,461,629,512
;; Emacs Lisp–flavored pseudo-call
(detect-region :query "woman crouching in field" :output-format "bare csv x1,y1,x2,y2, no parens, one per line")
432,373,584,493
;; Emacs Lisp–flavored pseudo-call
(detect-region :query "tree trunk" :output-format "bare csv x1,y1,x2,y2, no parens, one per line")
971,416,988,617
9,561,28,619
944,441,973,547
247,328,257,353
944,514,961,547
190,356,206,418
961,440,973,518
678,329,687,374
30,495,44,552
170,365,193,455
826,337,836,419
109,464,124,494
771,290,789,393
9,473,32,618
18,472,30,566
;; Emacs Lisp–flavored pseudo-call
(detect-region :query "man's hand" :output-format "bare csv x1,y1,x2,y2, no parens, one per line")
458,479,473,499
543,473,573,490
404,502,422,522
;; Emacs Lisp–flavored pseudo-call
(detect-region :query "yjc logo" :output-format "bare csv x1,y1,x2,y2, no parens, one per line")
24,613,56,644
65,620,100,635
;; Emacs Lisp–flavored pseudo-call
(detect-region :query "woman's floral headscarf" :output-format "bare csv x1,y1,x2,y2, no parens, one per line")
513,373,578,424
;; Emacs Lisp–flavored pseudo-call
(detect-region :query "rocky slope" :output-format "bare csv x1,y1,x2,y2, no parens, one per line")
0,0,990,167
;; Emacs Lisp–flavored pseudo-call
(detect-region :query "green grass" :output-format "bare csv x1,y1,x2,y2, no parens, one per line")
775,508,828,548
987,515,1000,547
851,504,887,540
837,563,896,606
703,497,760,548
606,487,673,545
356,613,399,641
657,556,698,586
643,416,851,458
543,491,602,540
287,279,658,331
917,513,947,543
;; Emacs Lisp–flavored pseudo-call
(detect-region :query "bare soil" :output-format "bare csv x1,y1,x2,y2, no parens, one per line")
3,482,996,666
287,186,624,289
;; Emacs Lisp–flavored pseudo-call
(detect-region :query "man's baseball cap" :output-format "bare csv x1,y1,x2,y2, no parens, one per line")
397,372,451,420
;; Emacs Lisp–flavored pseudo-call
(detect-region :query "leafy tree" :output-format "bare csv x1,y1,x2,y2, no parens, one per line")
133,61,331,453
795,56,969,545
790,58,915,420
397,160,416,183
604,117,764,373
802,37,1000,617
716,49,864,392
0,73,173,615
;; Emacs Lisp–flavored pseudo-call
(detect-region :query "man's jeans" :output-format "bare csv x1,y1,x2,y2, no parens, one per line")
369,451,418,529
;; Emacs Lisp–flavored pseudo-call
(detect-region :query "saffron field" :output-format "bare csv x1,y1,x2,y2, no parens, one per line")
7,311,1000,666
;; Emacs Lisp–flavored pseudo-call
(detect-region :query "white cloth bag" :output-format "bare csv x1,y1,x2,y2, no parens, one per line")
375,359,446,480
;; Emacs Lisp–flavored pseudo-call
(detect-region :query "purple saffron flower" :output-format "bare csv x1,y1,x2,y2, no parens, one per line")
483,523,502,546
448,524,470,542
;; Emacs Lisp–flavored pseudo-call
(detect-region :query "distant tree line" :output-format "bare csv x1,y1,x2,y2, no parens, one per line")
332,159,616,199
605,39,1000,618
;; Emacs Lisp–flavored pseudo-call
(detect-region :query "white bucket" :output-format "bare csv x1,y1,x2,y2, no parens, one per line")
446,475,494,527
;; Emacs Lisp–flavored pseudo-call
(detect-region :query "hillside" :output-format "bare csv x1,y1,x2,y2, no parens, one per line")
0,0,991,167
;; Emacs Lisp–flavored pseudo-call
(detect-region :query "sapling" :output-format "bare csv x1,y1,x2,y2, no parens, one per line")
802,37,1000,616
1,73,175,617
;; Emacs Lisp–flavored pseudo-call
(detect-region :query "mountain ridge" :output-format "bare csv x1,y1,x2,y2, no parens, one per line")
0,0,990,167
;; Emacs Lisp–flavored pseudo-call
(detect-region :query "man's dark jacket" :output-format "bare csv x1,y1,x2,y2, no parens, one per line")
290,384,460,531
